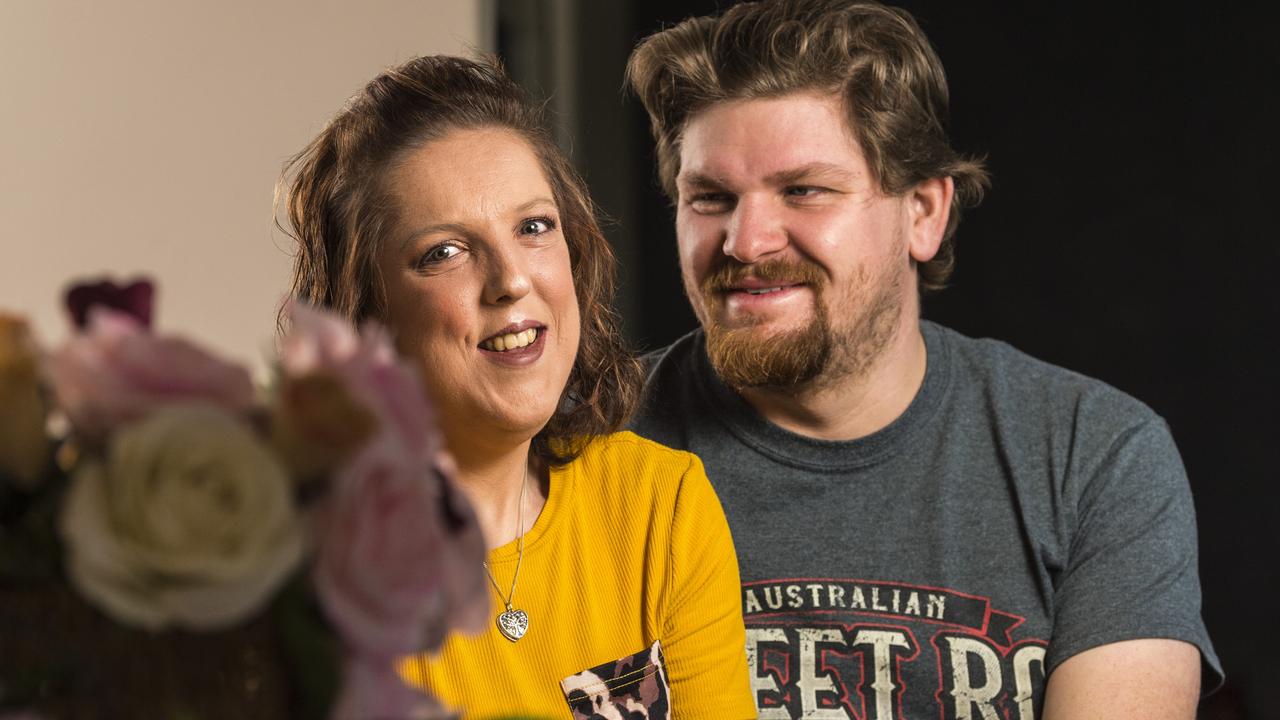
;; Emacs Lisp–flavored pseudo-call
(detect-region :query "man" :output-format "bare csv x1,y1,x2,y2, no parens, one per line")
626,1,1222,718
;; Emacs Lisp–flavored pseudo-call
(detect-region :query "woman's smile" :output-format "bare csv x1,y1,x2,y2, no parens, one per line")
477,322,547,366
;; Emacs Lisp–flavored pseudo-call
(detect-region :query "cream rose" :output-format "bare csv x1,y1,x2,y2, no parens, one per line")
60,403,304,630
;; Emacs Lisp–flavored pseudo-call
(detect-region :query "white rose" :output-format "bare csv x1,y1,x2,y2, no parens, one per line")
60,403,305,631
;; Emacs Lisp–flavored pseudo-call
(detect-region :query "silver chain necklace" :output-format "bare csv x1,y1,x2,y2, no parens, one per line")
482,463,529,642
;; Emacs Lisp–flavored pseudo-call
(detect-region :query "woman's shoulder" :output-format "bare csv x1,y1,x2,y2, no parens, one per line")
565,431,711,510
574,430,704,475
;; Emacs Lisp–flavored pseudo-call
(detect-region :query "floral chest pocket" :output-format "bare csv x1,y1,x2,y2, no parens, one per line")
560,640,671,720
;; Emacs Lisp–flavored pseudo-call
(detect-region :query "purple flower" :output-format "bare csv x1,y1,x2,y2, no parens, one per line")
65,278,154,330
48,307,255,440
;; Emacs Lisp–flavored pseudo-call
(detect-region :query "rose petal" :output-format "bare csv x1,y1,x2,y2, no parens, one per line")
314,439,456,656
280,301,439,459
330,656,446,720
49,308,254,439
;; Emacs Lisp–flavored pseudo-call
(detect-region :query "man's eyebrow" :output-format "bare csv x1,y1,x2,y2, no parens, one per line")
398,197,556,253
676,171,726,189
765,162,859,186
678,163,859,191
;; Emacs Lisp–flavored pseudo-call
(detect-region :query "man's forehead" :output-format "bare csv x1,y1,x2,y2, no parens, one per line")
675,92,867,186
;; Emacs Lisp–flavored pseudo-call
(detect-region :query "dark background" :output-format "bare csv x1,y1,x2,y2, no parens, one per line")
498,2,1279,716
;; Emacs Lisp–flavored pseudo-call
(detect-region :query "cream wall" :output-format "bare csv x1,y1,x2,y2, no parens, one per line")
0,0,485,375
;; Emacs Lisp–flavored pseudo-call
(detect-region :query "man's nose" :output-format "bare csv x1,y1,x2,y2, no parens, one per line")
722,195,787,263
482,244,532,305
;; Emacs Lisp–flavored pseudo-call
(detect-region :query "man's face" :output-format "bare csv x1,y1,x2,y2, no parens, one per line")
674,91,919,389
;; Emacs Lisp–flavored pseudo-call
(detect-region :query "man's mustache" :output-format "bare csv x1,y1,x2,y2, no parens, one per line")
701,259,825,296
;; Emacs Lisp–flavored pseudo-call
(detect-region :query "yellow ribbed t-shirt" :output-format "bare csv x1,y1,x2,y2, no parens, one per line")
400,431,754,719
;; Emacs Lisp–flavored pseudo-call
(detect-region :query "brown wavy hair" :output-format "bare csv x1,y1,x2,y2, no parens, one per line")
277,55,640,465
626,0,990,291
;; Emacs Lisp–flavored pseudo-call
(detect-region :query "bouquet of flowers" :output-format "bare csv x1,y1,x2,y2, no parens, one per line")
0,279,489,719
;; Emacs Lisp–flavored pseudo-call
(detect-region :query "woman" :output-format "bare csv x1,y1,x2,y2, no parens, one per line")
279,56,754,718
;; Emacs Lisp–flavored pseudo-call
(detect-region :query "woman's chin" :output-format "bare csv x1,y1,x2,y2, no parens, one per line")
442,406,558,457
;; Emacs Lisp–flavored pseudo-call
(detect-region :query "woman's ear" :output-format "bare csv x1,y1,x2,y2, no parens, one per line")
906,176,953,263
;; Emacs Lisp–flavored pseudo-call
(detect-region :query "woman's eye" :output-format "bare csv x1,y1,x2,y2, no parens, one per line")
418,243,461,267
518,217,556,236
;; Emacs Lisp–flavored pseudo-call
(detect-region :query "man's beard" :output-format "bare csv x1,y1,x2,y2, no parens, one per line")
695,256,904,390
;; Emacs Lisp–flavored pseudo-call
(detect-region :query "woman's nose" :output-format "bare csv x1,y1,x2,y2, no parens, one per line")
482,246,532,305
722,195,788,263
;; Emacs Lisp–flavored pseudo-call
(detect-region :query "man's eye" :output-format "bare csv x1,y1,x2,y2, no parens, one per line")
687,193,734,213
519,217,556,235
784,186,826,198
418,243,461,267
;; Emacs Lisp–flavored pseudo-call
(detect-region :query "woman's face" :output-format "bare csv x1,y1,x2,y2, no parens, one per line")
377,127,580,455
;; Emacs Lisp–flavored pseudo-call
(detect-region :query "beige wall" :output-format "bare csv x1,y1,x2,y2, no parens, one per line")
0,0,484,376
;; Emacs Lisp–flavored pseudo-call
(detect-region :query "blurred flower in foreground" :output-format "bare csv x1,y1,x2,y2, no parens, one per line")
48,308,254,441
315,436,456,656
280,301,489,717
271,371,378,482
0,314,48,489
280,302,489,642
65,277,154,330
5,284,489,719
59,403,305,630
279,301,439,459
332,656,447,720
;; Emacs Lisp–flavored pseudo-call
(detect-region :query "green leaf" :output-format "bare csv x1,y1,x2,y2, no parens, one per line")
0,466,68,587
271,569,340,720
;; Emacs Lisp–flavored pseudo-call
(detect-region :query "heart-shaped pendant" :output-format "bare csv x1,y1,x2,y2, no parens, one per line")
496,608,528,642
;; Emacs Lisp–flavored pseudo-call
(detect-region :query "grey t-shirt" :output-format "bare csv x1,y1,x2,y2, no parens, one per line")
631,321,1221,719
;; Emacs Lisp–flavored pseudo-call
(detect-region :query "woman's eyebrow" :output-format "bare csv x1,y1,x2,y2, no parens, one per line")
399,197,558,252
400,222,468,252
513,196,557,213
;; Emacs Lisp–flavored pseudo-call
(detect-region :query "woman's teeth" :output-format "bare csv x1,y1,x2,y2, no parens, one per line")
481,328,539,352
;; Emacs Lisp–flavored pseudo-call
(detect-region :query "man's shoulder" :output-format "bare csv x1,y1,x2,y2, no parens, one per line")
929,321,1164,435
638,327,703,382
631,329,708,446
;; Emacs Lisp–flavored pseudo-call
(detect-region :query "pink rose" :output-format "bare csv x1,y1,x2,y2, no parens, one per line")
48,308,255,440
279,301,437,459
431,453,492,636
330,656,448,720
286,300,488,660
270,371,379,480
313,436,486,658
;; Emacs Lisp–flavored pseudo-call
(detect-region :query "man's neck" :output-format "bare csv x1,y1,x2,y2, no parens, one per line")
736,316,928,441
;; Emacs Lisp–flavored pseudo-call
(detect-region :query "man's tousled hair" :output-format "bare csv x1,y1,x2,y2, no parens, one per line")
626,0,990,290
